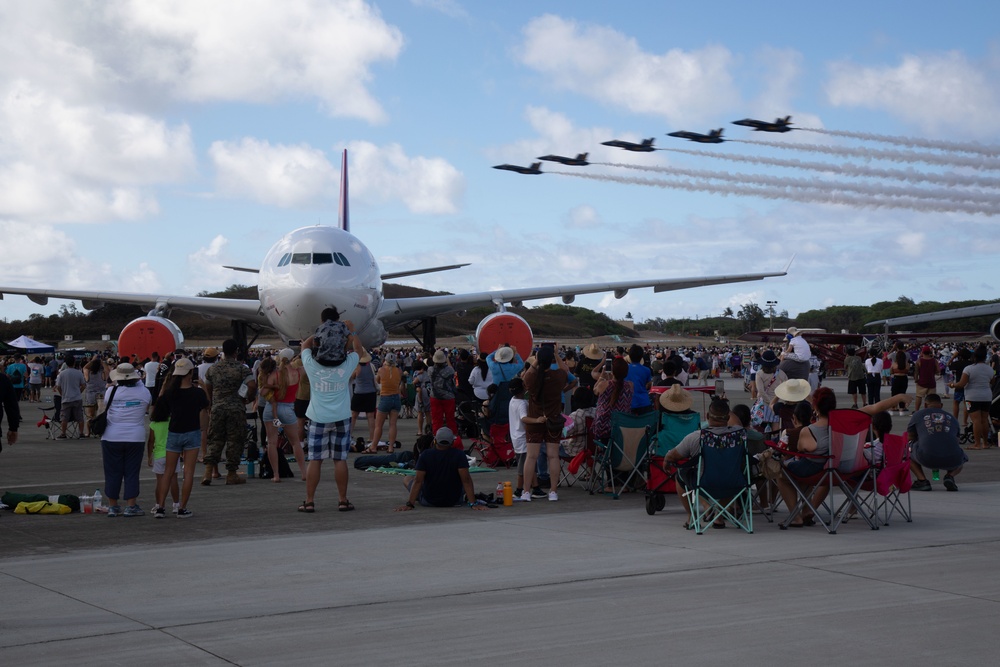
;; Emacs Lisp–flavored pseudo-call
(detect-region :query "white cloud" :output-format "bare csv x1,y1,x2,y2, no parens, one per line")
825,52,1000,134
346,141,465,214
184,235,239,292
209,138,336,208
564,204,602,229
517,15,738,124
897,231,925,257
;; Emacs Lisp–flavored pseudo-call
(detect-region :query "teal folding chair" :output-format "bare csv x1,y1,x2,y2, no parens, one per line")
589,411,658,499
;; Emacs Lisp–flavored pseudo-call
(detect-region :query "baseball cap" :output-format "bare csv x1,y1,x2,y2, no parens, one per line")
921,345,932,354
434,427,455,445
172,357,195,376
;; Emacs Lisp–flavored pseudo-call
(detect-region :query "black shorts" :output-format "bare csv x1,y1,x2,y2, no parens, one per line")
967,400,990,413
351,391,377,413
294,398,309,419
847,379,866,395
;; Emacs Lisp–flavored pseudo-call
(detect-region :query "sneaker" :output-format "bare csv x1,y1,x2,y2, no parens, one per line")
172,502,180,514
107,504,122,517
519,490,532,502
176,508,193,518
154,506,166,519
548,491,558,502
123,505,144,517
912,479,932,491
943,475,958,492
530,487,547,499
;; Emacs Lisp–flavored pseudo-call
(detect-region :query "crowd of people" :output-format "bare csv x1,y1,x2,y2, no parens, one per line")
2,324,999,521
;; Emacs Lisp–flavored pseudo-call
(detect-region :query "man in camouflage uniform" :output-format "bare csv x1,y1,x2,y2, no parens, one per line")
202,339,256,485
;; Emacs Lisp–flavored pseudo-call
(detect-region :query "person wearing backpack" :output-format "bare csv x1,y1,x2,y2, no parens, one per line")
6,355,27,401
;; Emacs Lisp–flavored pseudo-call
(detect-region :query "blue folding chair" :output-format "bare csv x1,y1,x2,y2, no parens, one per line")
687,428,754,534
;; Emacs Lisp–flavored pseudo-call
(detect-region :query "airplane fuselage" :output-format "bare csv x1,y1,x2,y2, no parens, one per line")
257,225,387,347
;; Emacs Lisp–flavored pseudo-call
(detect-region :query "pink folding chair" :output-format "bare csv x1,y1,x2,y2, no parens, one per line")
875,433,913,525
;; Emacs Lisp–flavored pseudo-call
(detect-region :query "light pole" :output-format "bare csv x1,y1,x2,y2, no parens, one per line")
766,300,777,331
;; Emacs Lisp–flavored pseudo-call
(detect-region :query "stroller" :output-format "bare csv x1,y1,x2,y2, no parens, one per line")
457,400,517,469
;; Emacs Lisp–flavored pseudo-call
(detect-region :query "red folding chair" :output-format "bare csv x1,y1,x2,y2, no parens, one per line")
875,433,913,525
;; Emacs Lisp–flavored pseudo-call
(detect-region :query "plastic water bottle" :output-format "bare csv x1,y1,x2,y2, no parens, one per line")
93,488,102,512
496,482,503,498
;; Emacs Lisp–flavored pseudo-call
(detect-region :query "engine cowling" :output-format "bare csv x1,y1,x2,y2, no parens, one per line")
118,316,184,361
475,311,533,358
990,318,1000,342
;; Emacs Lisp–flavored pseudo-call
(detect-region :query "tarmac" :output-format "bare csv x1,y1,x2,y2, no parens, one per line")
2,376,999,665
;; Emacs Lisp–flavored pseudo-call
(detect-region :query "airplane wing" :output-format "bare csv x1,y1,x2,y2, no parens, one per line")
378,266,789,326
866,302,1000,327
0,286,268,324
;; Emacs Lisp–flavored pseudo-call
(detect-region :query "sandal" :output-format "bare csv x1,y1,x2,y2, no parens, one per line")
298,501,315,513
338,500,355,512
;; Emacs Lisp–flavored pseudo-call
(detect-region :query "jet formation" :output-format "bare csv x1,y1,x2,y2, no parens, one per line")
731,116,794,132
666,128,725,144
492,162,543,174
600,138,657,152
538,152,589,166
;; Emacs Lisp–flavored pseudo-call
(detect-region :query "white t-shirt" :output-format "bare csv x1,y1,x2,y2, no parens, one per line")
143,360,159,387
785,336,811,362
508,397,528,454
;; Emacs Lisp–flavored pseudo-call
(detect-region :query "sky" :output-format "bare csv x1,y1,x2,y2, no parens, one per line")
1,0,999,333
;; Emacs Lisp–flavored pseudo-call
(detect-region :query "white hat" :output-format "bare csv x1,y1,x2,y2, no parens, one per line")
495,346,514,363
775,378,811,402
110,363,140,382
172,357,195,376
787,327,800,337
278,348,295,361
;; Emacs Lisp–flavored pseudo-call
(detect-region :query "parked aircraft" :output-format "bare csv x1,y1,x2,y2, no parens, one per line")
537,153,589,166
0,151,789,356
866,303,1000,341
601,138,657,152
732,116,794,132
666,128,725,144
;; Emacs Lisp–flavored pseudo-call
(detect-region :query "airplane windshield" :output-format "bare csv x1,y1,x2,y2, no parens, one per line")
276,252,351,267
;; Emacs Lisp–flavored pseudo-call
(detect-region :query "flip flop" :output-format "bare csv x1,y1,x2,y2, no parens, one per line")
338,500,355,512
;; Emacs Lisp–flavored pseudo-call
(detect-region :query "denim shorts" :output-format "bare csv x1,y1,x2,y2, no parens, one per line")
166,429,202,453
377,394,402,414
263,402,297,425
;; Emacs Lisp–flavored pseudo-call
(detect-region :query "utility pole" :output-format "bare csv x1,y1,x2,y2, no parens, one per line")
766,300,778,332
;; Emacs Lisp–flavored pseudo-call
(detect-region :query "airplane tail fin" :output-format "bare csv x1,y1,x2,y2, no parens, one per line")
531,162,541,171
578,153,588,161
338,149,349,232
713,128,723,136
642,138,654,146
781,115,791,124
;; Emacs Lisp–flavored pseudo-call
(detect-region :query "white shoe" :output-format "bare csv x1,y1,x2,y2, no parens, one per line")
520,490,532,502
548,491,558,502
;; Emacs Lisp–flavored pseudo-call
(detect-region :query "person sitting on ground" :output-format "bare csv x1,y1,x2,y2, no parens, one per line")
394,427,487,511
663,398,743,528
907,393,966,491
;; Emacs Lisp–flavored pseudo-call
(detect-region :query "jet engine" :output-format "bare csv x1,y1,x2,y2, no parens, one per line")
475,311,533,358
117,316,185,361
990,318,1000,342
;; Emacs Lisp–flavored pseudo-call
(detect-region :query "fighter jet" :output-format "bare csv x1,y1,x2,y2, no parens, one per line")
537,153,589,166
732,116,794,132
600,138,657,152
666,128,725,144
492,162,543,175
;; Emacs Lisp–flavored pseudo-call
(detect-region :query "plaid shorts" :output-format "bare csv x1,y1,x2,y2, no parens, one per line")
305,419,351,461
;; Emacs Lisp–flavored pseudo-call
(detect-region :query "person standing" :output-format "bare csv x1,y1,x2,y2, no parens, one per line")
864,348,884,407
55,356,87,439
913,345,940,412
0,372,20,448
949,344,995,450
520,345,569,502
156,358,209,517
101,363,152,517
368,353,404,453
350,352,378,448
82,357,108,438
625,344,653,415
428,349,461,449
5,355,27,401
843,346,867,409
890,344,910,416
143,351,161,399
298,318,363,513
202,339,256,486
27,356,44,403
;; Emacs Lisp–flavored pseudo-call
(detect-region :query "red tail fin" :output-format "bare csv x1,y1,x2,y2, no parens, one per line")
338,149,349,232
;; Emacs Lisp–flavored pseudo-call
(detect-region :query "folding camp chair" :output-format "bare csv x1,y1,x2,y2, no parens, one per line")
686,428,753,534
875,433,913,525
775,409,877,534
645,410,700,515
559,410,594,487
588,411,658,499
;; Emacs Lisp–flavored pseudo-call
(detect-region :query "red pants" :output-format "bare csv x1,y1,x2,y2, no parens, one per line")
430,397,462,449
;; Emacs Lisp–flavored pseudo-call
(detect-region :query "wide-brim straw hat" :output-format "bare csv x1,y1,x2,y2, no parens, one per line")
495,346,514,363
582,343,603,360
659,384,693,412
432,350,447,364
775,378,811,403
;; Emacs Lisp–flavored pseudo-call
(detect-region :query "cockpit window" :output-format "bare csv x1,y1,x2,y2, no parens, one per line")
290,253,311,265
335,252,351,266
277,253,291,267
313,253,333,265
276,252,350,267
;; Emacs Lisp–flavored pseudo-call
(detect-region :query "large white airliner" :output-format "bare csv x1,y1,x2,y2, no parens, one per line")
0,150,790,351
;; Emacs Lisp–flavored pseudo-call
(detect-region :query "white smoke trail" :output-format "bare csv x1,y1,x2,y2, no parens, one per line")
738,138,1000,171
658,147,1000,189
597,162,1000,206
800,127,1000,158
551,170,998,216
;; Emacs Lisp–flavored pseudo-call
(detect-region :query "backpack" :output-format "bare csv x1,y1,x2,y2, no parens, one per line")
258,450,295,479
487,364,514,426
314,319,350,365
695,356,707,371
9,368,22,385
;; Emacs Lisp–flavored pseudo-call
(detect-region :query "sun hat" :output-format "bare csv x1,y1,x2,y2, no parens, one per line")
435,427,455,445
787,327,800,336
432,349,447,364
277,348,295,361
495,346,515,364
582,343,603,360
110,363,140,382
172,357,195,376
760,349,779,366
359,352,372,364
658,384,694,412
774,378,811,402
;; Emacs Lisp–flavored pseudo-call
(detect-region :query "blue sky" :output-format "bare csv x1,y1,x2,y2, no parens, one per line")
1,0,999,331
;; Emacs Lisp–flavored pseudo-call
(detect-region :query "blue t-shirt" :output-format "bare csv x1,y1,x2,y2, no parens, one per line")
625,363,652,409
302,349,360,424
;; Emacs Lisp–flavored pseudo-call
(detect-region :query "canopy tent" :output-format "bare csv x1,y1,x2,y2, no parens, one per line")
6,335,56,354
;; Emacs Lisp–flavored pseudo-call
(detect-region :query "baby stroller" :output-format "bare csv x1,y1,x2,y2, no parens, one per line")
457,399,516,469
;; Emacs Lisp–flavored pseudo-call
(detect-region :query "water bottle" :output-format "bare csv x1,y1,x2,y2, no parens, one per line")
503,481,513,507
932,469,940,481
496,482,503,498
93,488,103,512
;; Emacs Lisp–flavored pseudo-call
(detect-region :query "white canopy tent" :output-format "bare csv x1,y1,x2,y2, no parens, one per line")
6,335,56,353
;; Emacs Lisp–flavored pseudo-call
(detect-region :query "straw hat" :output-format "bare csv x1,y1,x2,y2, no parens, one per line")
774,378,811,402
359,352,372,364
432,349,447,364
658,384,693,412
786,327,800,337
495,346,514,363
582,343,603,360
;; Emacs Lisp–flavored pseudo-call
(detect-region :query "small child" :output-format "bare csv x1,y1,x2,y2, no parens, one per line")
147,400,180,516
313,308,352,367
507,377,528,497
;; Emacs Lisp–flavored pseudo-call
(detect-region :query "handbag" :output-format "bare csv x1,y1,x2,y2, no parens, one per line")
88,385,118,437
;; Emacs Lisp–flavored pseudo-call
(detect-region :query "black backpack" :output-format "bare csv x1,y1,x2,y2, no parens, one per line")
258,451,295,479
9,368,22,385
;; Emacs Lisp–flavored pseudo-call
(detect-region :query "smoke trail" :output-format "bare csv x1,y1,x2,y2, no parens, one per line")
551,170,998,216
596,162,1000,206
800,127,1000,158
737,138,1000,171
658,147,1000,189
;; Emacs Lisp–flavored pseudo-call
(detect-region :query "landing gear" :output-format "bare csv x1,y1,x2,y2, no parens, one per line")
404,316,438,356
231,320,264,359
